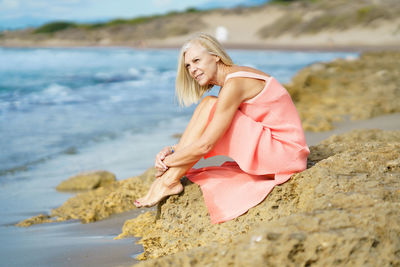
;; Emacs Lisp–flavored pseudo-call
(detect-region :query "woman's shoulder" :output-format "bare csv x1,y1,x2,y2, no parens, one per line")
222,67,271,101
228,66,271,78
224,66,271,88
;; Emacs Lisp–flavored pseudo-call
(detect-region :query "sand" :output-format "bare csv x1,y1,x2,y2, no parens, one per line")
1,209,144,267
1,0,400,51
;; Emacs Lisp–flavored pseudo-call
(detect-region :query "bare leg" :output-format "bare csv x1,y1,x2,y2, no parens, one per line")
135,96,217,207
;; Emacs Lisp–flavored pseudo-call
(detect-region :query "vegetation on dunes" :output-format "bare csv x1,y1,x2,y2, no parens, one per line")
33,7,202,34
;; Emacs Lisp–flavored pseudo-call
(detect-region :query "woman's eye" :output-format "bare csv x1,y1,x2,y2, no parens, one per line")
194,58,199,62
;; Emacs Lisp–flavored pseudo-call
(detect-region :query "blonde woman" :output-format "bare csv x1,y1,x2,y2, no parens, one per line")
135,33,309,224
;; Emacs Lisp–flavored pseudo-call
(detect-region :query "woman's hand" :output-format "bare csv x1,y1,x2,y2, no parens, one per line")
154,146,173,177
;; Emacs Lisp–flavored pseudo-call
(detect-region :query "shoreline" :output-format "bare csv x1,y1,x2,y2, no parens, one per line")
1,42,400,52
1,209,149,267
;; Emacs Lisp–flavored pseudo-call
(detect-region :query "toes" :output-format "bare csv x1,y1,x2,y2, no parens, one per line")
134,200,142,208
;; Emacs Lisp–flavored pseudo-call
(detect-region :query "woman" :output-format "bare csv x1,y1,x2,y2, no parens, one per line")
135,33,309,224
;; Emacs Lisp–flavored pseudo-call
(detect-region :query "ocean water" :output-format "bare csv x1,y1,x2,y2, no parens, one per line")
0,47,357,228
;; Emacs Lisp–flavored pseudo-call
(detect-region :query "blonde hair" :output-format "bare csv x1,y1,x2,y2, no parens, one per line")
176,33,234,107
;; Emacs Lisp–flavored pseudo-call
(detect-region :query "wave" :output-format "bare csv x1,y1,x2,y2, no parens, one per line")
0,146,79,178
0,128,136,179
0,113,190,181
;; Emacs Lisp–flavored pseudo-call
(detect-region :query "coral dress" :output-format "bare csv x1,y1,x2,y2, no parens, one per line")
185,71,310,224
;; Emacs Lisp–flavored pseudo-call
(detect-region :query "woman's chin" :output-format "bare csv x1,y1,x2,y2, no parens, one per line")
197,78,208,86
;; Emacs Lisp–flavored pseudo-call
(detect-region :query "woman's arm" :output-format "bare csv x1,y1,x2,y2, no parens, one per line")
163,79,246,167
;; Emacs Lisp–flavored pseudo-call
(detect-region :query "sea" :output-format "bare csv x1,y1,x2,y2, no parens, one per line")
0,47,357,265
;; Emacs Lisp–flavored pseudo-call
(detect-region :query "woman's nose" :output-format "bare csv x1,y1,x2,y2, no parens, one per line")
189,65,197,75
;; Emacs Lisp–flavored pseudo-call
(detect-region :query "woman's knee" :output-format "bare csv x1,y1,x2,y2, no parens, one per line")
198,96,217,110
192,96,217,119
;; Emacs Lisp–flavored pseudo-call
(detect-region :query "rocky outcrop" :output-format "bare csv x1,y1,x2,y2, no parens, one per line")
286,51,400,131
56,170,116,191
16,130,400,265
17,168,155,226
115,129,400,266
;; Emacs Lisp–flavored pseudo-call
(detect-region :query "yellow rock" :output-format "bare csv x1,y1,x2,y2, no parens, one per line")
56,170,116,191
16,168,155,226
117,129,400,266
16,214,55,227
286,51,400,132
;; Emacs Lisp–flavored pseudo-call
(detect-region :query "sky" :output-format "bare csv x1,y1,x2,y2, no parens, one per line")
0,0,267,29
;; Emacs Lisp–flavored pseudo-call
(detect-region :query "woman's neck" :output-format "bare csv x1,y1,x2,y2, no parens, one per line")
211,63,234,87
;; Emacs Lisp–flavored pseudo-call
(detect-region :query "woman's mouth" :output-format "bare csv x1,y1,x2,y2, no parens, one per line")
195,73,203,81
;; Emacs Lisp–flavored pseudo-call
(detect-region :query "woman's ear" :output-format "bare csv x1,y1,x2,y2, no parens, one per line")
215,56,220,62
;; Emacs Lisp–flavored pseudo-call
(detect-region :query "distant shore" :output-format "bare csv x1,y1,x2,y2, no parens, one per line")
2,42,400,53
1,0,399,54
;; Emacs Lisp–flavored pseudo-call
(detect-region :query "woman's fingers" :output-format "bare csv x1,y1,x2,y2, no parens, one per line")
159,159,168,170
155,156,168,170
154,146,172,178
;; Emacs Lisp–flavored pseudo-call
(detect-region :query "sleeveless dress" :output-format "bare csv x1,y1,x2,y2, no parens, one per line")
185,71,310,224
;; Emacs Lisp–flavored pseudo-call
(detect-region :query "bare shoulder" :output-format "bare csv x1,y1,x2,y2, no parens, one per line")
222,66,270,101
220,77,246,96
233,66,271,77
225,66,270,87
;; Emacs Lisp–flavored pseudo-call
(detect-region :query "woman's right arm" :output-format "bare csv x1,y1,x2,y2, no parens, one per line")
162,79,246,167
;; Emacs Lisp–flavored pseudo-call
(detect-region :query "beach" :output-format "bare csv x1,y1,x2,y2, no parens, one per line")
2,47,398,266
3,113,399,267
1,0,400,51
0,47,361,266
1,0,400,265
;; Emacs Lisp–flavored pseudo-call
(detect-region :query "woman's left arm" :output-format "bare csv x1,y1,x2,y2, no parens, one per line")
163,79,245,167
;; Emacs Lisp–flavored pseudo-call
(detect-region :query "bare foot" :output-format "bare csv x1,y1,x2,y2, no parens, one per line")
134,180,157,207
134,178,183,208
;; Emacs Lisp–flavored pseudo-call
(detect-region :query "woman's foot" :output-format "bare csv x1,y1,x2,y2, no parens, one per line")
134,178,183,208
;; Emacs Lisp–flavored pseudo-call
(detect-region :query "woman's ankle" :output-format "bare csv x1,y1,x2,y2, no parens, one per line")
163,179,181,188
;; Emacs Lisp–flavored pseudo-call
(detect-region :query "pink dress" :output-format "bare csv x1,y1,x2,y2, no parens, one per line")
185,71,310,224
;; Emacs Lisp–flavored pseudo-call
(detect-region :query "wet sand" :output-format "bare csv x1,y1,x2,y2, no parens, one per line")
14,112,396,267
1,209,150,267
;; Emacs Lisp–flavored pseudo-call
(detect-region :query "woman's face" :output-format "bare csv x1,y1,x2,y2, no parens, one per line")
184,42,218,86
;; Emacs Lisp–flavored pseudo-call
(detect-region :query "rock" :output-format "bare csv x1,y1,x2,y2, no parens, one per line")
117,129,400,266
56,170,116,191
16,214,56,227
285,51,400,132
17,168,155,226
16,130,400,265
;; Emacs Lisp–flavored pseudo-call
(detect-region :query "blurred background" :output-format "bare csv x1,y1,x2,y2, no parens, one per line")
1,0,399,48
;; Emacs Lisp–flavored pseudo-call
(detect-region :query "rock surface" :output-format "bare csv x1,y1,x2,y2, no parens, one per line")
286,51,400,131
56,170,116,191
115,129,400,266
17,168,154,226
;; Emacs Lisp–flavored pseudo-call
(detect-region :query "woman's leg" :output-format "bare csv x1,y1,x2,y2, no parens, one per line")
135,96,217,207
